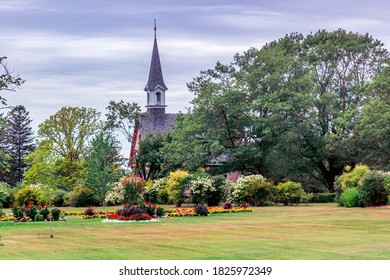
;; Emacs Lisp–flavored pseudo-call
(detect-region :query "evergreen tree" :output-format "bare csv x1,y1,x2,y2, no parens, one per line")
5,105,35,185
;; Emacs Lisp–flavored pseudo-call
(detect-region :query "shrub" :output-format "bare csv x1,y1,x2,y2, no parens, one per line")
143,178,171,204
53,189,67,207
358,171,389,207
166,170,191,207
232,175,274,206
13,184,55,205
207,176,227,206
339,187,363,207
64,185,99,207
121,175,145,205
84,206,96,217
263,201,275,207
51,208,61,220
0,183,11,208
223,201,234,209
188,176,215,205
275,181,306,205
105,182,125,205
194,204,208,216
34,213,43,221
0,208,4,216
310,193,336,203
336,164,369,192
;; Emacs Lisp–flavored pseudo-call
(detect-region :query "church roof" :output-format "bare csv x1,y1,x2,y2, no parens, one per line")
144,27,168,92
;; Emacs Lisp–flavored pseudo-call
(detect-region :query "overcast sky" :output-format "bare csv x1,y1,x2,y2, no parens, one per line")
1,0,389,157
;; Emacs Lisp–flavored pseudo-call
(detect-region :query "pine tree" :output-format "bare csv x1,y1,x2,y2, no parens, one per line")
5,105,35,185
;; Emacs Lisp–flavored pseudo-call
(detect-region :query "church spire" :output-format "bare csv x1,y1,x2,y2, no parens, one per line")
144,20,168,92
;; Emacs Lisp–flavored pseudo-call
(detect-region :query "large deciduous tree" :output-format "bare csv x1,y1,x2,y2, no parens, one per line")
165,29,389,192
38,106,101,161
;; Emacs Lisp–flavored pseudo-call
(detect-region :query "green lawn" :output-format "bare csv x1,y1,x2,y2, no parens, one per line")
0,203,389,260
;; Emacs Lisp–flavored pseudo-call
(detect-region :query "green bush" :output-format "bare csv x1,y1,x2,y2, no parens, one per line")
0,183,11,208
121,175,145,205
13,184,55,205
166,170,191,207
206,176,226,206
310,193,336,203
188,176,215,205
275,181,306,205
339,187,363,207
34,213,44,221
64,185,99,207
358,171,389,207
54,189,67,207
232,175,274,206
335,164,369,193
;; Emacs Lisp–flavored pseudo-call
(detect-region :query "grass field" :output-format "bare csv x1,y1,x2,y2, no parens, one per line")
0,203,389,260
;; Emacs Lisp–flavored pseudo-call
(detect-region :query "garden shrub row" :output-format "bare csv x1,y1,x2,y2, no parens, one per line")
336,164,390,207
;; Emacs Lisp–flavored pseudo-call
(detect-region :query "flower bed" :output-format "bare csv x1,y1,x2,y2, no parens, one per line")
0,202,66,222
165,206,252,217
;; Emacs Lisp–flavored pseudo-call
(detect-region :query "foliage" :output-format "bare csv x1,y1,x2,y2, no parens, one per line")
207,175,227,206
51,208,62,221
335,164,370,192
165,30,390,192
38,106,101,161
11,201,51,221
133,132,165,180
34,213,43,222
339,187,363,207
13,184,55,205
105,100,141,143
120,175,145,205
0,56,25,100
223,201,234,209
64,185,99,207
84,131,123,207
165,170,191,207
275,181,306,206
358,171,389,206
84,206,96,217
105,182,125,206
24,141,85,191
0,182,11,208
232,175,274,206
143,177,171,204
53,189,67,207
310,193,336,203
194,204,209,216
3,105,35,185
188,175,215,205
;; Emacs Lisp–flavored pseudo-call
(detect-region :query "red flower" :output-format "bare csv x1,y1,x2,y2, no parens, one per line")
28,201,34,206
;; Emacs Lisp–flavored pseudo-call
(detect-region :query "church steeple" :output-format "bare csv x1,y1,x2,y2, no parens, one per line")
145,20,168,108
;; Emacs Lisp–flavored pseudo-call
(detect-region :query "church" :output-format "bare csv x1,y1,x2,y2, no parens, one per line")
129,22,177,162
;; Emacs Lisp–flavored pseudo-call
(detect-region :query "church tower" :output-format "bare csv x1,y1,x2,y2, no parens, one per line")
130,20,177,164
144,20,167,111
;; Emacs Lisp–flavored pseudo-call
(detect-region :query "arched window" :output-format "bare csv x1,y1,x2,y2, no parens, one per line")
156,92,161,105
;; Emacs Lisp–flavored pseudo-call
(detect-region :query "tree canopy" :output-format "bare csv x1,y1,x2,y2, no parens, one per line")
163,29,390,192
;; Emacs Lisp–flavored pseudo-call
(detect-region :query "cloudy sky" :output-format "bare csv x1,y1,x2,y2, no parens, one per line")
1,0,389,157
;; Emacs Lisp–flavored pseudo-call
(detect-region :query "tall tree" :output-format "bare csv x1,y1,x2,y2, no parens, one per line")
4,105,35,185
84,131,123,207
38,107,101,161
134,132,165,180
105,100,140,144
166,30,389,192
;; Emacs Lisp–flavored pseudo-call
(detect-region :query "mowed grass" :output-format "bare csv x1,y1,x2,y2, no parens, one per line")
0,203,389,260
